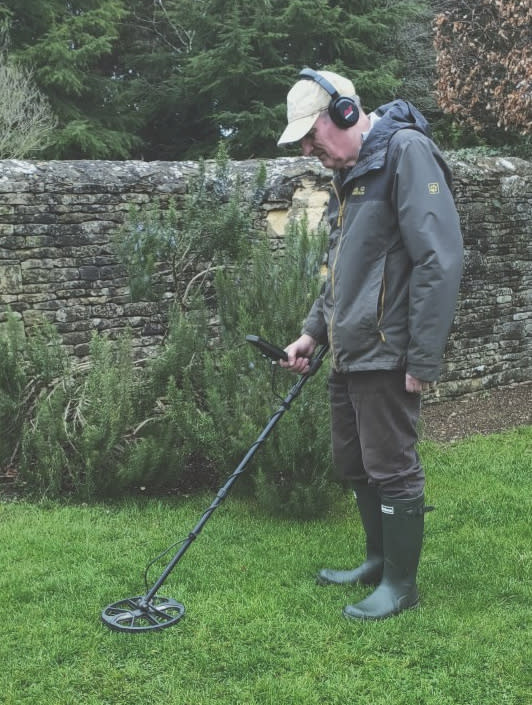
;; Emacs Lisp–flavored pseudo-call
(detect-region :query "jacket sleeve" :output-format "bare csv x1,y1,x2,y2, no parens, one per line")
391,133,464,381
302,294,328,344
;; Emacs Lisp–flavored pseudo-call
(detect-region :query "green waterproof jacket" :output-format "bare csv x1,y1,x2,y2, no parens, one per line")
303,100,464,382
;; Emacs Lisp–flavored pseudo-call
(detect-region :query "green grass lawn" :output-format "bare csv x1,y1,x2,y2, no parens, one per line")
0,427,530,705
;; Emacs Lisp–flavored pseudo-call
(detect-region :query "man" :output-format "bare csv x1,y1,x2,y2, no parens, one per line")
278,68,463,620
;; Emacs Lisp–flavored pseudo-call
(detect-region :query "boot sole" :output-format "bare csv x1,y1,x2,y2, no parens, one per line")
316,573,380,587
342,599,420,621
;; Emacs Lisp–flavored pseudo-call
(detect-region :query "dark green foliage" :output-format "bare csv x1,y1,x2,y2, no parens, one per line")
73,333,138,498
113,145,261,305
204,218,335,517
148,305,211,400
113,198,182,303
116,215,335,518
2,0,431,159
120,305,219,492
252,358,335,520
215,227,314,343
3,0,525,158
0,312,67,470
19,332,140,500
126,0,420,160
20,386,69,498
3,0,141,158
0,313,29,468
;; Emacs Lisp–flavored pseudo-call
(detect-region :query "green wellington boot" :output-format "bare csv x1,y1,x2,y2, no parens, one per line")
343,493,425,620
317,483,383,587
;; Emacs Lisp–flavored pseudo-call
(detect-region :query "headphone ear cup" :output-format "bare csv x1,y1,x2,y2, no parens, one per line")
329,96,359,128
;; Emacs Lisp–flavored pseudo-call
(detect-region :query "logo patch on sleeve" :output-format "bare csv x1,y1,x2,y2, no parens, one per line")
352,186,366,197
428,182,440,195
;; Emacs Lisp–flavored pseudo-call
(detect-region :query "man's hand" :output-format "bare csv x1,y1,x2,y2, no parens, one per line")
405,373,431,393
280,333,317,375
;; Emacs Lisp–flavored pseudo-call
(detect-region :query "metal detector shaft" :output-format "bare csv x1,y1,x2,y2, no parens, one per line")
141,342,329,606
101,337,329,631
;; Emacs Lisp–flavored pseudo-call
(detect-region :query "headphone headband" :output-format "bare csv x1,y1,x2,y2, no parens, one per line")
299,68,340,101
298,68,359,130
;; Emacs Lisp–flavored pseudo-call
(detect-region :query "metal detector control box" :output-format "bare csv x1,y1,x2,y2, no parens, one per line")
245,334,288,362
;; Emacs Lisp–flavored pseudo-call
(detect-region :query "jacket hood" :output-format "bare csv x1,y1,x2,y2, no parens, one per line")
373,99,431,139
349,100,431,179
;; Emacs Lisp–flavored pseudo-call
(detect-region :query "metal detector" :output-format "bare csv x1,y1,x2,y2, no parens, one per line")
101,334,328,633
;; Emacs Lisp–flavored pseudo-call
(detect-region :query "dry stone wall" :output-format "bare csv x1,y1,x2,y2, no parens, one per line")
0,155,530,402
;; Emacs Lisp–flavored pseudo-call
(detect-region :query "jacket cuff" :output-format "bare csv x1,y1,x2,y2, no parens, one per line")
406,361,441,383
302,324,328,346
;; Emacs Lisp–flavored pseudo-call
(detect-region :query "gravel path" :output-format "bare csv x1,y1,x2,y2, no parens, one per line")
420,381,531,442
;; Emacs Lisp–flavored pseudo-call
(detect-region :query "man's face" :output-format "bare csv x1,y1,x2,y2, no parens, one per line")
300,112,362,169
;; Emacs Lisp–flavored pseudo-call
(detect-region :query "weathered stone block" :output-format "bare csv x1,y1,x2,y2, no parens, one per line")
79,266,99,281
0,261,22,293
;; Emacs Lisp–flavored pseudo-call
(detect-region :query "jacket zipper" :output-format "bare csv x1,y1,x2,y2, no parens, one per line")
328,181,346,368
328,180,387,362
377,275,387,342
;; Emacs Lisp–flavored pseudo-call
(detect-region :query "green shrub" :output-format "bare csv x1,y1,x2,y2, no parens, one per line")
210,217,335,517
20,385,69,498
0,311,68,471
0,313,27,468
6,163,336,519
117,214,335,517
19,332,140,500
113,144,263,307
74,333,139,498
116,303,219,492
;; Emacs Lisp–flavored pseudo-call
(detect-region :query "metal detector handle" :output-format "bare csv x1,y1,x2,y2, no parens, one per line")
307,342,329,376
245,335,288,362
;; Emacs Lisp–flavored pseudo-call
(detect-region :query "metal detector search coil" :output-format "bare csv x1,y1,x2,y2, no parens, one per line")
101,334,328,632
101,595,185,632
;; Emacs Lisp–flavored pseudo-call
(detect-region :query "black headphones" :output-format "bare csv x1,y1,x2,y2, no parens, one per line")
299,68,359,129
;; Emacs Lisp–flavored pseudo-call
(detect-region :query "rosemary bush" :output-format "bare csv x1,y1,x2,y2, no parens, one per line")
3,157,336,517
113,144,263,307
211,218,334,517
0,312,67,473
19,332,140,500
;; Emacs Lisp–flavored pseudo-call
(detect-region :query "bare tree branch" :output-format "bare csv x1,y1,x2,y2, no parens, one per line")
0,57,57,158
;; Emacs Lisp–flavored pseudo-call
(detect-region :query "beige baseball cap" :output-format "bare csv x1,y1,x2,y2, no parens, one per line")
277,69,357,145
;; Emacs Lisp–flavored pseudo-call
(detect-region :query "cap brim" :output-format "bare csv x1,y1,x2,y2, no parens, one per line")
277,113,320,146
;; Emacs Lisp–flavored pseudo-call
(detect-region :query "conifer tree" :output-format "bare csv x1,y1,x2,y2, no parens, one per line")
122,0,422,160
3,0,142,158
4,0,429,159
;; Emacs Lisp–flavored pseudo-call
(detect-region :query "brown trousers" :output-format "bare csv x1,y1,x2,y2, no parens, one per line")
328,369,425,498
